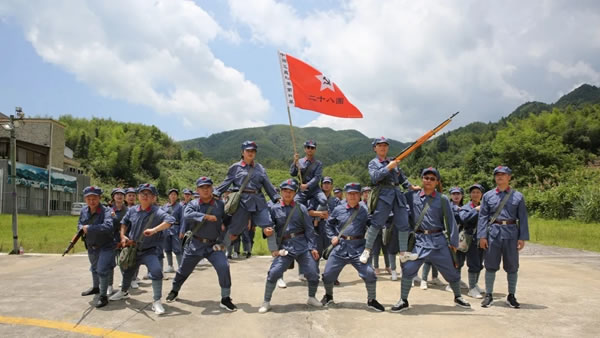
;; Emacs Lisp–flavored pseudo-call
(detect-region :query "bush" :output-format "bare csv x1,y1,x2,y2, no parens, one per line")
573,186,600,222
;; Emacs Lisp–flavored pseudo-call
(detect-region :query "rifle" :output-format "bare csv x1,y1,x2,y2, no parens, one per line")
393,112,459,162
62,229,85,256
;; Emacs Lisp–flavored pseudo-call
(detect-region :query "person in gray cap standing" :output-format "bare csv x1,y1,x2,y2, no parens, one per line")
78,186,115,308
290,140,327,208
478,166,529,309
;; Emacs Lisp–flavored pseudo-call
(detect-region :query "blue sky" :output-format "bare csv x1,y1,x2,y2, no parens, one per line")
1,1,599,142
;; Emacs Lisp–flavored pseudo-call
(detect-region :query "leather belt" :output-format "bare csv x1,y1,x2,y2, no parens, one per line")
341,235,364,240
282,231,305,240
416,229,443,234
493,219,517,225
193,235,216,244
242,190,257,194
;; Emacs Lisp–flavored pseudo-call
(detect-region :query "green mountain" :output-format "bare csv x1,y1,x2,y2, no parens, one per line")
179,125,409,167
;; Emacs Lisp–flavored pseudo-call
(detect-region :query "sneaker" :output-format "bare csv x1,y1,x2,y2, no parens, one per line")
430,277,443,286
460,280,469,289
481,293,494,308
199,258,210,266
399,252,418,263
307,297,322,307
506,294,520,308
227,254,233,260
245,252,252,259
412,275,422,283
95,295,109,308
454,296,471,308
152,300,165,315
298,274,307,282
143,274,151,280
468,288,483,299
359,250,370,264
391,270,398,281
81,287,99,296
445,284,453,292
420,280,428,290
391,299,409,313
130,280,139,289
321,294,334,306
164,266,175,273
106,285,114,296
367,299,385,312
277,278,287,288
232,252,239,259
258,301,271,313
109,290,130,301
166,290,178,303
475,284,484,294
220,297,237,311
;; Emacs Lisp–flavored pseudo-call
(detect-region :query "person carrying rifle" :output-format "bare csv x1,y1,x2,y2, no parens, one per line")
459,183,486,299
320,183,385,312
78,186,115,308
478,166,529,308
392,168,471,312
109,183,175,316
166,177,236,311
360,137,420,266
258,179,322,313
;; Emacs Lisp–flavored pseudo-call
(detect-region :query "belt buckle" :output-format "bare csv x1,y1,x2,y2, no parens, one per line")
423,230,430,234
501,220,508,225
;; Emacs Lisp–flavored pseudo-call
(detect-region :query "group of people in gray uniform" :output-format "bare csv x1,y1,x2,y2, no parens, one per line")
76,137,529,315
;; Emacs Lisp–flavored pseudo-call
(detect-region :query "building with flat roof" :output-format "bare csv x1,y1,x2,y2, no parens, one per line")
0,116,90,215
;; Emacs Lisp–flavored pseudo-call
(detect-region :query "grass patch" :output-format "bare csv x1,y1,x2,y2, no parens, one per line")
0,214,273,255
0,214,86,254
5,214,595,254
529,216,600,252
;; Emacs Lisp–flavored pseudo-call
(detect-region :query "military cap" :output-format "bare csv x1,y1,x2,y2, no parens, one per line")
449,186,464,194
167,188,179,195
333,187,342,193
421,167,441,180
111,188,126,197
193,192,200,198
493,165,512,175
468,184,485,193
361,186,372,193
322,176,333,184
83,186,103,197
137,183,158,195
303,140,317,148
372,136,389,147
182,188,193,195
196,176,213,187
241,140,258,150
280,178,298,191
344,182,362,193
125,187,137,194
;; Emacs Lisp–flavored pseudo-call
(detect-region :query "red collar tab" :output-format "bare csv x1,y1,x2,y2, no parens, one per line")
137,205,153,212
346,203,358,209
281,200,295,207
495,186,511,193
240,160,254,167
420,190,437,197
201,198,215,205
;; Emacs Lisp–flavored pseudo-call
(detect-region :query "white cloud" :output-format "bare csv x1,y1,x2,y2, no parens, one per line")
548,60,600,84
0,0,271,132
229,0,600,141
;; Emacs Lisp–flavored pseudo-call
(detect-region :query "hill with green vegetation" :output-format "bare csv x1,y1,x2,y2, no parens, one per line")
58,84,600,221
179,125,408,168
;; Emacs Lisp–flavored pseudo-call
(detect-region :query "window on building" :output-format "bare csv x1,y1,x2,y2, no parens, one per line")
51,190,60,211
17,185,28,210
0,139,8,158
62,192,72,211
31,188,45,210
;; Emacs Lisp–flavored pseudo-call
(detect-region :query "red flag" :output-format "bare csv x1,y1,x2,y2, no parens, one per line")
279,51,363,118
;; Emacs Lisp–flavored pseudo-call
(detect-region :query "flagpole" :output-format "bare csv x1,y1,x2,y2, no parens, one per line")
278,50,303,184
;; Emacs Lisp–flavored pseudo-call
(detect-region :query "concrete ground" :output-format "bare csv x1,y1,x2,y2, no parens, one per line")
0,243,599,338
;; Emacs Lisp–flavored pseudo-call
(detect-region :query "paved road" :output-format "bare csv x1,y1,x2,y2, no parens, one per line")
0,243,598,337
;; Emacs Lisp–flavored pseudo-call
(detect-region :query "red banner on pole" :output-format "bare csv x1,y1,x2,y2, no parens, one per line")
279,51,363,118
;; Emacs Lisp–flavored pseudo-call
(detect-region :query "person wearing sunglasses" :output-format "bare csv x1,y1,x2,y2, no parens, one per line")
392,168,471,313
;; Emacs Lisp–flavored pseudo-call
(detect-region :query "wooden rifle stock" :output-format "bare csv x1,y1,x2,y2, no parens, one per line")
393,112,459,162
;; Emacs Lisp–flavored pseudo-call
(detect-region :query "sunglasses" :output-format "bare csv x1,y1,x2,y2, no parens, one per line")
422,176,438,181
